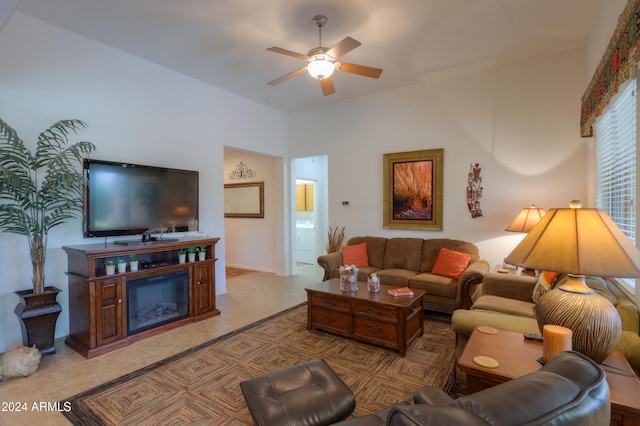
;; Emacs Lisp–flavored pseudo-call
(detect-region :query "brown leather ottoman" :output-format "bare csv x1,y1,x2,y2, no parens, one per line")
240,359,355,426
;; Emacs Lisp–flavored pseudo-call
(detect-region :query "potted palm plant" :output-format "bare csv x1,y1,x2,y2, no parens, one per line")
0,118,95,355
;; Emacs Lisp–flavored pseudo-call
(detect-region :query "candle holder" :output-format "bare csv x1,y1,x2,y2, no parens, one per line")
367,273,380,292
339,265,359,291
542,324,572,363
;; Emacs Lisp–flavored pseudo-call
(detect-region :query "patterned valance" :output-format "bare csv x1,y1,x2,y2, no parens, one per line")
581,0,640,137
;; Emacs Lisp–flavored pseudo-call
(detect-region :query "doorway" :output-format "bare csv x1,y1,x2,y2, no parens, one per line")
292,156,328,268
295,178,317,264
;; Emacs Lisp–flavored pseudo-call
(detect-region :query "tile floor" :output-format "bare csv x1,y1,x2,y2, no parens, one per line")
0,264,324,425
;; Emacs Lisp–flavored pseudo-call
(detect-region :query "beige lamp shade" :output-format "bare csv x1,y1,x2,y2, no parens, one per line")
504,207,640,278
505,205,546,233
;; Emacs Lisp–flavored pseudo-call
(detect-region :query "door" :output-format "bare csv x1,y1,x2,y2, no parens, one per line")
95,277,124,346
193,262,215,317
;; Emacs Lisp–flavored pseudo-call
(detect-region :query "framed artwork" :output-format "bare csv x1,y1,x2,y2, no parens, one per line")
224,182,264,218
383,149,443,230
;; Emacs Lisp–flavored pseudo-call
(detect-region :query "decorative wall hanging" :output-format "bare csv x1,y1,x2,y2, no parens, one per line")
467,163,483,218
228,161,256,180
383,149,443,231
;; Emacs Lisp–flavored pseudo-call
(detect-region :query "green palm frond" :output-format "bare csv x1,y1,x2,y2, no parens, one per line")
33,119,88,168
0,117,96,294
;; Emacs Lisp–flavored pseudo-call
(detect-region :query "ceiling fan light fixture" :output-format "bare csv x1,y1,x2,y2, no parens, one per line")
266,14,382,93
307,55,335,80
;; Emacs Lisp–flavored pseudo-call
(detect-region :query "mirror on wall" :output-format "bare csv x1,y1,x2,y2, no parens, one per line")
224,182,264,218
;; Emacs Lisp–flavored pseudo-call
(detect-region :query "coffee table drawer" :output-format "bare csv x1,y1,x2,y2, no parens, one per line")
353,302,399,320
311,294,351,309
311,306,350,330
353,317,398,342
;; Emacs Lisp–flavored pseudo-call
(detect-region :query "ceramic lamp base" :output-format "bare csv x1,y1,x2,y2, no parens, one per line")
536,275,621,363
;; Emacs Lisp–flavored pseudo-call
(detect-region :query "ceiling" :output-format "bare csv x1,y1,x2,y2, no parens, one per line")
13,0,601,113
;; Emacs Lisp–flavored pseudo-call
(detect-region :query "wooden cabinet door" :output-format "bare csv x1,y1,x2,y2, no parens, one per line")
95,277,124,346
193,263,215,316
305,183,315,211
296,184,305,211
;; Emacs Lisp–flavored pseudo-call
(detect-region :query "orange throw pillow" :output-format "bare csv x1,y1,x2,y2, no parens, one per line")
431,248,472,279
342,243,369,267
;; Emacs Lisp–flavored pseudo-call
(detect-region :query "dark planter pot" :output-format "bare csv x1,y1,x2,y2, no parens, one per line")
14,286,62,355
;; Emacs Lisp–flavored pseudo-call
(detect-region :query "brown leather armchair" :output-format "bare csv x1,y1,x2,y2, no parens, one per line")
335,351,610,426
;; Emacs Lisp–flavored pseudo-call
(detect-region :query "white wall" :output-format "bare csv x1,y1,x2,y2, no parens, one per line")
289,48,589,269
0,13,288,353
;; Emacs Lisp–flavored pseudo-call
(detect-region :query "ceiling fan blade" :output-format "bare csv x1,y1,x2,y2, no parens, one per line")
336,62,383,79
266,47,309,60
326,36,361,59
320,77,336,96
267,68,306,86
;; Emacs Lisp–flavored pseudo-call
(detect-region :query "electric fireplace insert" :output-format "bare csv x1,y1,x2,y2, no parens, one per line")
127,270,189,334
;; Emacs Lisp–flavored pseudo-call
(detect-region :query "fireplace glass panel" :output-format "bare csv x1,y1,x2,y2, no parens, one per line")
127,270,189,334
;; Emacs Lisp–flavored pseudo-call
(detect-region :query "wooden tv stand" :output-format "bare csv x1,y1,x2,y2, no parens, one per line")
63,237,220,358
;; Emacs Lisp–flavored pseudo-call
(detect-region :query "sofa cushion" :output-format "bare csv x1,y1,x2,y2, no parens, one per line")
376,269,419,287
342,242,369,267
347,237,387,269
382,238,423,271
431,248,472,279
451,309,541,337
420,239,479,272
471,295,536,319
617,331,640,374
532,271,561,303
584,276,618,305
410,273,458,298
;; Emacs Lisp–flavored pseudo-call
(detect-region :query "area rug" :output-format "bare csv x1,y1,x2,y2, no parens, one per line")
62,304,456,425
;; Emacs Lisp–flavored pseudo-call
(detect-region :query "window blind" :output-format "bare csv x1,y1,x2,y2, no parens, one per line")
595,78,637,246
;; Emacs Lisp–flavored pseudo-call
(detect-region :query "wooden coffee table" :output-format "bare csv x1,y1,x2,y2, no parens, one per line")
305,278,425,356
458,327,640,426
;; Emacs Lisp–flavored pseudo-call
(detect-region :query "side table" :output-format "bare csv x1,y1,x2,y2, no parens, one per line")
458,327,640,426
493,265,536,277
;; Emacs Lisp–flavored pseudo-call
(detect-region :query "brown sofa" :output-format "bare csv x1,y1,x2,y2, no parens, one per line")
317,236,489,313
451,272,640,376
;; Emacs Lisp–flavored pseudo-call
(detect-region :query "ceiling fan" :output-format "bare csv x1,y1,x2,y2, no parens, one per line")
266,15,383,96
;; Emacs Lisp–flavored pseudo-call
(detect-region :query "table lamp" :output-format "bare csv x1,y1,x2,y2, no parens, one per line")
505,205,546,233
504,200,640,363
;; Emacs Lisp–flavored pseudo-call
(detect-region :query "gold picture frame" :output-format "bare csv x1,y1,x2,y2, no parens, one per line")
383,149,443,230
224,182,264,218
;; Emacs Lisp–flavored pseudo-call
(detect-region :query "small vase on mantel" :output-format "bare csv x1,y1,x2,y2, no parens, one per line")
14,286,63,355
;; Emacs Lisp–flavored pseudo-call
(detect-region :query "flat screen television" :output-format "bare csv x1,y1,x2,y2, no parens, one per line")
84,159,199,241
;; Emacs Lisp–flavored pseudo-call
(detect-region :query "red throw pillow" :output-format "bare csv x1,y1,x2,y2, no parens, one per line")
342,242,369,267
431,248,472,279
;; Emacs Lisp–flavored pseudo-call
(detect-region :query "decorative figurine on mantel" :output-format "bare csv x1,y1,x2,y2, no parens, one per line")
0,345,41,381
467,163,483,218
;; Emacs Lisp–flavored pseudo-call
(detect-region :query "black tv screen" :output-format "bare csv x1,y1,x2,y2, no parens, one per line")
84,159,199,238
